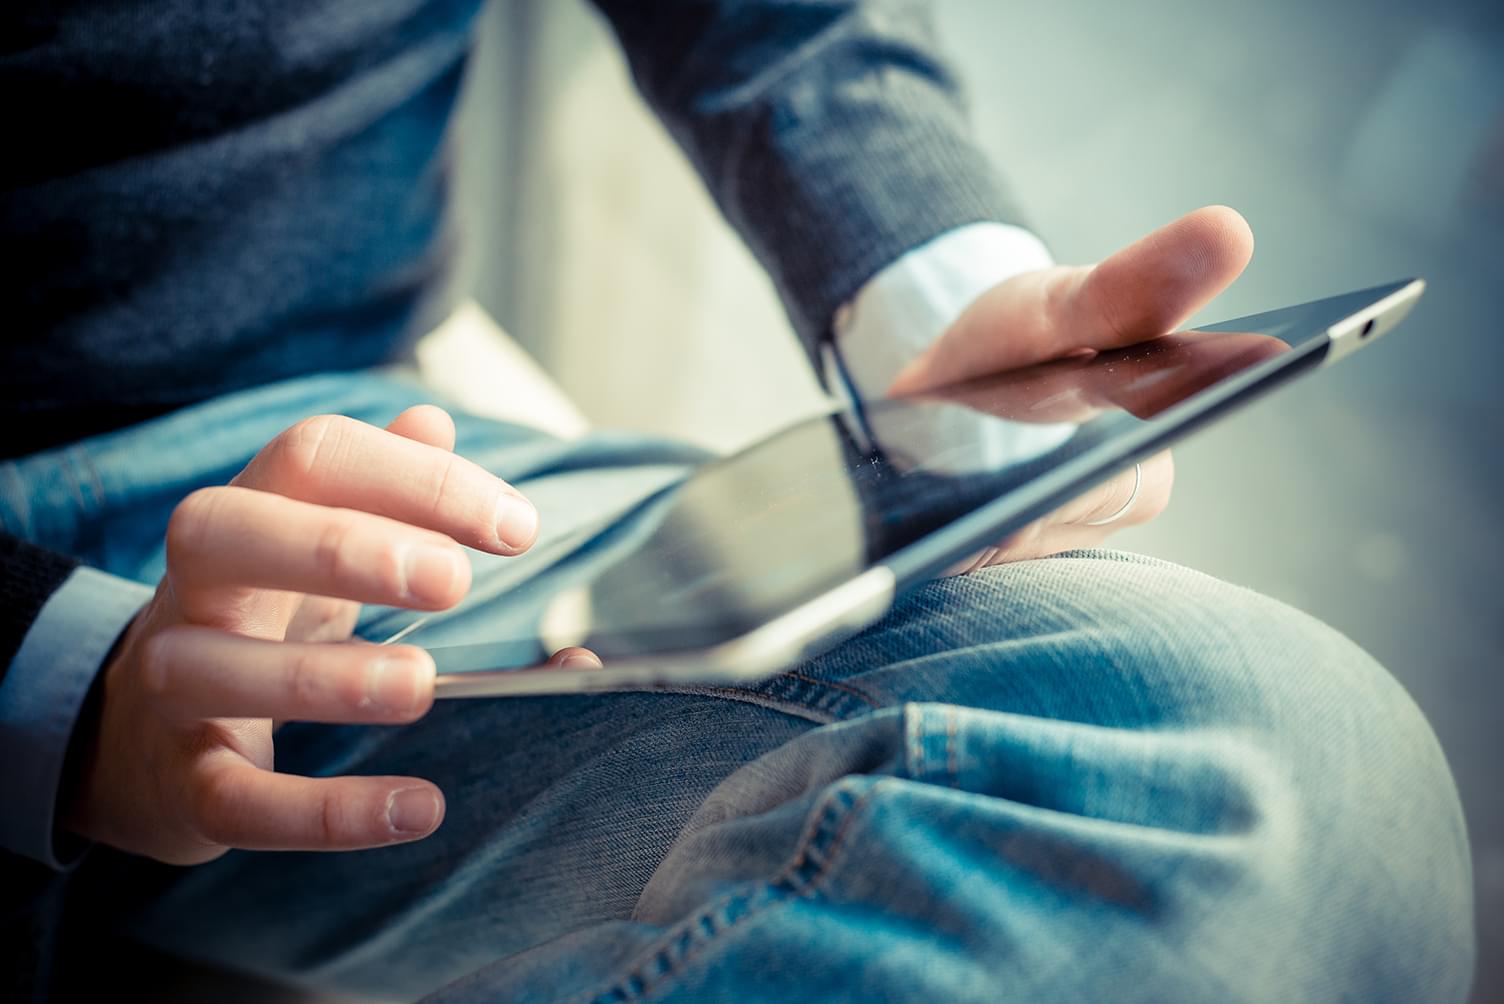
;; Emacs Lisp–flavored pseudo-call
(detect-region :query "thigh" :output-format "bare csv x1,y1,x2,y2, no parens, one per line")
94,552,1471,1003
2,368,707,589
439,553,1472,1003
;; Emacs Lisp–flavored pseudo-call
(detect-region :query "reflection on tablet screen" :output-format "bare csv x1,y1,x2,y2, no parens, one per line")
422,287,1378,668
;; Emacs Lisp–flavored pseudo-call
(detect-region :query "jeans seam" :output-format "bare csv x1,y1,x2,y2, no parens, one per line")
906,701,926,780
657,672,881,725
904,703,960,787
779,669,881,710
946,704,959,786
569,778,878,1004
647,684,843,725
71,445,108,514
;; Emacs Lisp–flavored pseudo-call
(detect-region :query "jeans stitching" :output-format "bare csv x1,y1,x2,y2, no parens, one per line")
71,445,108,514
656,672,880,725
570,778,878,1004
754,672,880,720
946,705,959,787
902,702,919,780
647,684,843,725
779,669,882,709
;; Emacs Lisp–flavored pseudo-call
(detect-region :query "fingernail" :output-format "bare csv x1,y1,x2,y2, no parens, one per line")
387,787,441,835
495,494,538,552
367,653,430,716
403,545,464,605
560,652,601,669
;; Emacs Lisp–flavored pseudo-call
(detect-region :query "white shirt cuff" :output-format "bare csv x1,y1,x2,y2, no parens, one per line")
830,221,1055,402
821,223,1076,476
0,567,152,868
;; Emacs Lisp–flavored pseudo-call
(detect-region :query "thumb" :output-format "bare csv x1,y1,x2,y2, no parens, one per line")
891,206,1254,395
1064,204,1254,351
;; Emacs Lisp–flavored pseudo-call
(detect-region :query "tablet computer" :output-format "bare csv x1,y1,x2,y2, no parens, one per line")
426,279,1423,697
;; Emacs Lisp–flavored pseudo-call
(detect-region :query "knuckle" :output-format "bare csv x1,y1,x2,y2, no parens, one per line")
185,766,239,844
285,646,327,711
138,629,181,696
291,647,367,714
371,540,408,600
316,786,356,846
314,513,408,601
1082,481,1126,525
166,487,225,563
425,454,462,517
1082,269,1134,346
312,513,362,587
269,414,349,487
345,653,384,713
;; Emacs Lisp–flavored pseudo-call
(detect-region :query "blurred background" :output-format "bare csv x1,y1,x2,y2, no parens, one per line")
443,0,1503,997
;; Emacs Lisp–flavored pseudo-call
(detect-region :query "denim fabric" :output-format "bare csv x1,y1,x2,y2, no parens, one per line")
14,371,1473,1002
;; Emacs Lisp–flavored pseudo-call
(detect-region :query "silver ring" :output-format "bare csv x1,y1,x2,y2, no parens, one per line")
1084,462,1142,527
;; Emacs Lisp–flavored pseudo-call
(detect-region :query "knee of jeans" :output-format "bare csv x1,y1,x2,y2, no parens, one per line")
1102,564,1477,998
880,554,1475,995
1223,594,1474,997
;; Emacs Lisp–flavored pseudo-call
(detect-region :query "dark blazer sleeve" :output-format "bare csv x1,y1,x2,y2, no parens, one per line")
0,535,82,1002
0,535,78,680
1,856,73,1004
587,0,1028,349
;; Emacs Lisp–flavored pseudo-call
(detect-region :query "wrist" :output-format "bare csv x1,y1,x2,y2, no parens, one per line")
55,607,142,843
832,222,1054,403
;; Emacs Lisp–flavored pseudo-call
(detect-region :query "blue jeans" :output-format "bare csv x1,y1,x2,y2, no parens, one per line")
9,372,1474,1002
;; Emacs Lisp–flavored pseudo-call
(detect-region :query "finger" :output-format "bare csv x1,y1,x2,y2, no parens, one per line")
1062,205,1254,351
207,407,461,644
987,519,1125,565
144,628,434,723
980,451,1175,565
938,546,1002,578
234,414,537,555
189,757,444,850
892,207,1254,394
547,646,602,669
167,486,471,613
1060,450,1175,528
282,402,456,645
386,404,457,452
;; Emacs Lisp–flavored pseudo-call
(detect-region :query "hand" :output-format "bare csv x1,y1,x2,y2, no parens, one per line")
60,405,540,865
890,206,1256,563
